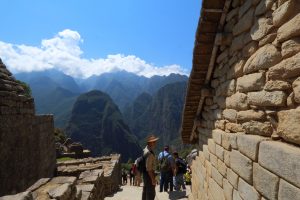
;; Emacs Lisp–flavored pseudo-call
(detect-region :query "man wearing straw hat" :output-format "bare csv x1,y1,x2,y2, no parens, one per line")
142,134,159,200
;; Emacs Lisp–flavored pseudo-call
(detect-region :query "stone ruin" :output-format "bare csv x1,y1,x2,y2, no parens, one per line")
0,59,56,196
0,60,122,199
180,0,300,199
0,154,121,200
56,138,91,159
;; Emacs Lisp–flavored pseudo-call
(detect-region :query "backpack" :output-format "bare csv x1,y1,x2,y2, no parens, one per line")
136,150,154,173
176,158,187,174
159,153,170,172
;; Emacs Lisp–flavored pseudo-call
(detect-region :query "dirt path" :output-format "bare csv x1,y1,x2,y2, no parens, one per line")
105,184,190,200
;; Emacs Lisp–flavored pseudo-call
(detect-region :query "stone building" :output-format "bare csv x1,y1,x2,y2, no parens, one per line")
0,60,56,196
181,0,300,199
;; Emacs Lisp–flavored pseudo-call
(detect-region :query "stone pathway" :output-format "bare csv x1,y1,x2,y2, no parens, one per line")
105,184,190,200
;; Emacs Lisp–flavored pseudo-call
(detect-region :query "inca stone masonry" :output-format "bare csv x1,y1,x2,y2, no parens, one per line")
181,0,300,199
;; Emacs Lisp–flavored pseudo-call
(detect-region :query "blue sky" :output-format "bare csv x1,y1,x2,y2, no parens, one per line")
0,0,201,78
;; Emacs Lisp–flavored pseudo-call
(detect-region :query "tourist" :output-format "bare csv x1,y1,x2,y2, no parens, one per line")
134,160,141,186
158,145,175,192
173,152,187,191
122,170,127,185
129,163,135,185
142,135,159,200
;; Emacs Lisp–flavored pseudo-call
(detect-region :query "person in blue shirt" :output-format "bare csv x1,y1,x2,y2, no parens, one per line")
158,145,175,192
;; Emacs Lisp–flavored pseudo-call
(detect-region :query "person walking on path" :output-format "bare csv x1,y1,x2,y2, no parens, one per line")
142,135,159,200
158,145,175,192
173,152,187,191
129,163,135,186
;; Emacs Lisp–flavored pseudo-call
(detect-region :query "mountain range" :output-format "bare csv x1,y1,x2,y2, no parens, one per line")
15,69,188,159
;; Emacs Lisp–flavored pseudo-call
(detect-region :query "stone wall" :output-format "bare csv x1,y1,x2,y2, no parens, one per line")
0,60,56,196
0,154,122,200
190,0,300,199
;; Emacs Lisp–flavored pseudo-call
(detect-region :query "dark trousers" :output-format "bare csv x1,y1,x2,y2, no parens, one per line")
160,171,173,192
142,172,155,200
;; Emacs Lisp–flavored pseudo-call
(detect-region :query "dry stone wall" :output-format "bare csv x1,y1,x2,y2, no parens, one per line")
191,0,300,199
0,154,122,200
0,60,56,196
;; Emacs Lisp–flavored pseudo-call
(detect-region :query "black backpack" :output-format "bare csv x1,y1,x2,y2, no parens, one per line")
176,158,187,174
136,150,154,173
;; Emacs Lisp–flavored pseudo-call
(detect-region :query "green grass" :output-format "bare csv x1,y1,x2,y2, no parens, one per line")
57,157,74,162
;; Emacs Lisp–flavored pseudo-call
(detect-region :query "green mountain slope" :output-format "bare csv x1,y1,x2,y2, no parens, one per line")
66,90,142,161
124,81,187,149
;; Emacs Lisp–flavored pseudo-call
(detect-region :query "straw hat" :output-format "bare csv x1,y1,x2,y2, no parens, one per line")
147,134,159,143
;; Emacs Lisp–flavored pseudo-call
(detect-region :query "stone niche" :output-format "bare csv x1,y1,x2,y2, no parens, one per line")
0,59,56,196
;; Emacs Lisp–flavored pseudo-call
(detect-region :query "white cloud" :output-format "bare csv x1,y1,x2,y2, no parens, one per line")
0,29,188,78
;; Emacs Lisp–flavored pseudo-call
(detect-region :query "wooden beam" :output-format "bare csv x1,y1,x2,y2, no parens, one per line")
203,8,223,13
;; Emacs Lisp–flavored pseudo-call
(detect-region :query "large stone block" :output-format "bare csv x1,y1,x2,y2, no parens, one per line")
0,191,33,200
223,109,237,122
250,17,274,41
278,179,300,200
277,108,300,145
208,139,216,155
293,77,300,103
237,110,265,122
216,144,225,161
230,33,245,54
209,178,225,200
217,159,227,177
273,0,299,27
203,145,210,161
239,0,253,18
238,178,261,200
277,13,300,42
258,141,300,188
223,179,233,200
216,79,236,97
253,163,279,200
264,80,291,91
281,38,300,59
212,129,223,145
236,72,265,92
233,8,254,36
230,150,253,184
242,121,273,136
226,93,248,110
233,189,242,200
227,60,245,79
227,168,239,189
243,44,281,74
225,123,244,133
224,150,231,167
210,153,218,167
237,135,268,161
222,132,239,150
242,41,258,58
268,52,300,80
255,0,274,16
212,166,223,187
248,90,287,107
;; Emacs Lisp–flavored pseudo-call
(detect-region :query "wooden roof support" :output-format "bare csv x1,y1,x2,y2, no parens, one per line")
189,0,232,143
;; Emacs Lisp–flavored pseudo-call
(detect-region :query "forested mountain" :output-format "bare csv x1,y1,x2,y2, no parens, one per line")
66,90,142,161
124,81,187,149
